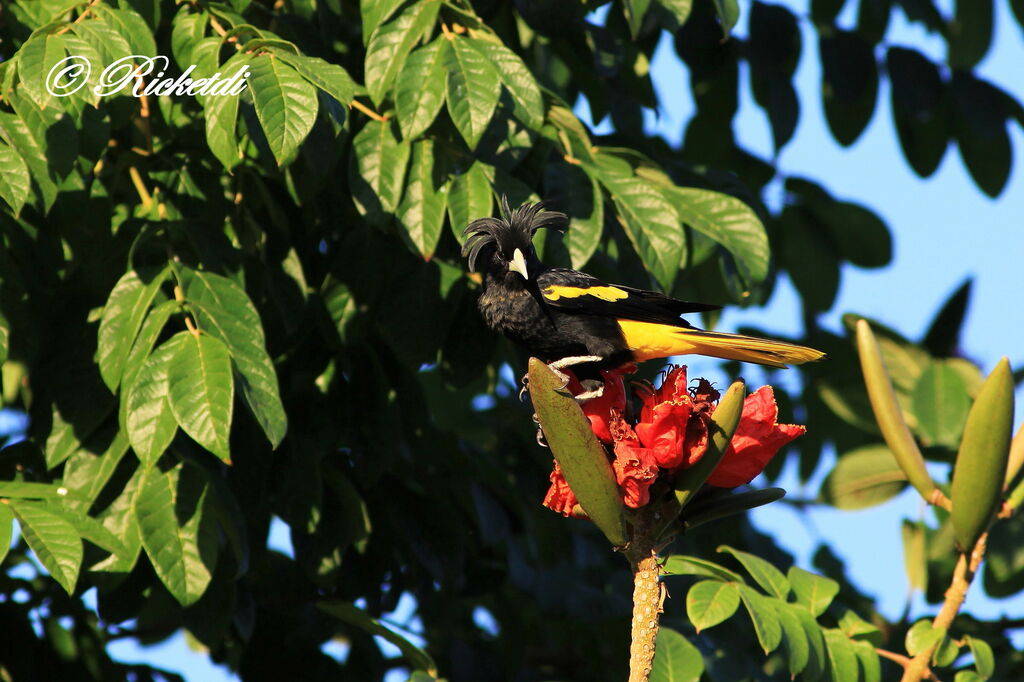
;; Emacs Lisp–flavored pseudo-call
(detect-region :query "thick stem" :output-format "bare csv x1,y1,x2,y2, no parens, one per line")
899,534,987,682
627,520,663,682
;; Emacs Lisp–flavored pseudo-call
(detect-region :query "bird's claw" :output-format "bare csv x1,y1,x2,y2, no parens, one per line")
519,373,530,402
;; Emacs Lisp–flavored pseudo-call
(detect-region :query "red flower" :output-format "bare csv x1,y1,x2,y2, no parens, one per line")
634,367,715,470
543,461,581,517
707,386,805,488
565,367,629,442
609,414,659,508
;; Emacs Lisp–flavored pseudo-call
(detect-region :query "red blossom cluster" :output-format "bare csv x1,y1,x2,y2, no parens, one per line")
543,366,805,517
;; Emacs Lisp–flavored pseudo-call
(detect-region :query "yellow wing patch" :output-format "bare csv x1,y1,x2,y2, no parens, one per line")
542,285,629,302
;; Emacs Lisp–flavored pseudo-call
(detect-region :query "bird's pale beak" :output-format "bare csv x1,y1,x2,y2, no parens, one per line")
509,248,529,279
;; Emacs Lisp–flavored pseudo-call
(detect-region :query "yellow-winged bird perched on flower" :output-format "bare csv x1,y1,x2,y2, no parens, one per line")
462,198,825,399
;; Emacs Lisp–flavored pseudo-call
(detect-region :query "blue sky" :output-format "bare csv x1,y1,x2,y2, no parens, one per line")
9,1,1023,678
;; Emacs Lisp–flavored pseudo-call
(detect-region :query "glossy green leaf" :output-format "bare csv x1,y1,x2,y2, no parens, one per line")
853,639,881,682
203,59,242,171
592,158,685,291
792,603,828,681
398,138,448,260
17,30,66,108
167,333,234,462
856,319,935,502
775,602,810,677
185,270,287,449
248,54,318,166
274,51,357,106
922,279,972,358
470,40,544,129
956,671,985,682
933,635,961,667
902,520,928,592
360,0,406,44
350,118,411,216
126,333,186,466
10,500,83,595
0,503,12,565
965,635,994,679
887,47,948,178
445,36,502,149
821,445,907,509
0,481,70,499
738,585,782,654
91,465,145,574
951,72,1011,198
544,162,603,269
664,186,769,288
654,0,694,30
93,5,157,57
0,97,74,211
951,357,1014,550
719,545,789,599
170,5,208,66
788,566,839,617
61,426,131,512
911,361,972,449
97,266,171,392
447,160,492,244
319,600,437,675
906,619,945,656
0,144,30,216
650,626,704,682
686,580,740,632
395,38,449,140
526,357,626,546
134,463,216,606
364,0,440,106
121,300,177,401
662,555,744,582
681,488,785,531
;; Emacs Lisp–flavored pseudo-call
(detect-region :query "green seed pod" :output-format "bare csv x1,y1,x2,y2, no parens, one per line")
672,379,746,509
527,358,626,546
856,320,937,503
951,357,1014,552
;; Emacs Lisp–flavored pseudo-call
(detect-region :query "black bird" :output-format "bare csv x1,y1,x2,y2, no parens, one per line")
462,199,824,397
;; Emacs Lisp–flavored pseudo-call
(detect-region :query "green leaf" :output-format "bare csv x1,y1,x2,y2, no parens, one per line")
663,555,744,582
912,361,972,449
167,333,234,463
93,5,157,57
17,30,66,109
97,266,171,392
624,0,652,38
654,0,694,30
171,5,208,67
902,520,928,592
738,585,782,654
933,635,960,667
0,144,30,216
591,159,684,291
526,358,626,546
686,580,741,632
445,36,502,149
0,481,70,499
470,39,544,129
185,271,288,449
788,566,839,617
273,51,357,106
134,463,217,606
951,72,1011,198
0,504,12,565
791,603,828,681
948,0,993,68
447,160,492,244
61,425,131,512
922,279,972,358
820,30,878,146
956,672,985,682
853,640,881,682
906,619,945,656
350,118,411,217
395,38,450,140
364,0,440,106
544,162,604,269
951,357,1014,550
887,47,948,178
247,53,318,166
397,138,448,260
0,96,73,212
719,545,789,600
9,500,83,595
775,602,810,677
823,629,860,682
965,635,994,679
361,0,407,44
319,600,437,676
663,186,769,288
821,444,908,510
126,333,186,466
650,627,704,682
203,64,242,171
712,0,740,37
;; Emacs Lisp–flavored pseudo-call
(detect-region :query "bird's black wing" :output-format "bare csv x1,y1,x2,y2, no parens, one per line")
535,268,720,326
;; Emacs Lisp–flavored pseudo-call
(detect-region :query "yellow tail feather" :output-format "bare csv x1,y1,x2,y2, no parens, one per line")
617,320,825,368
